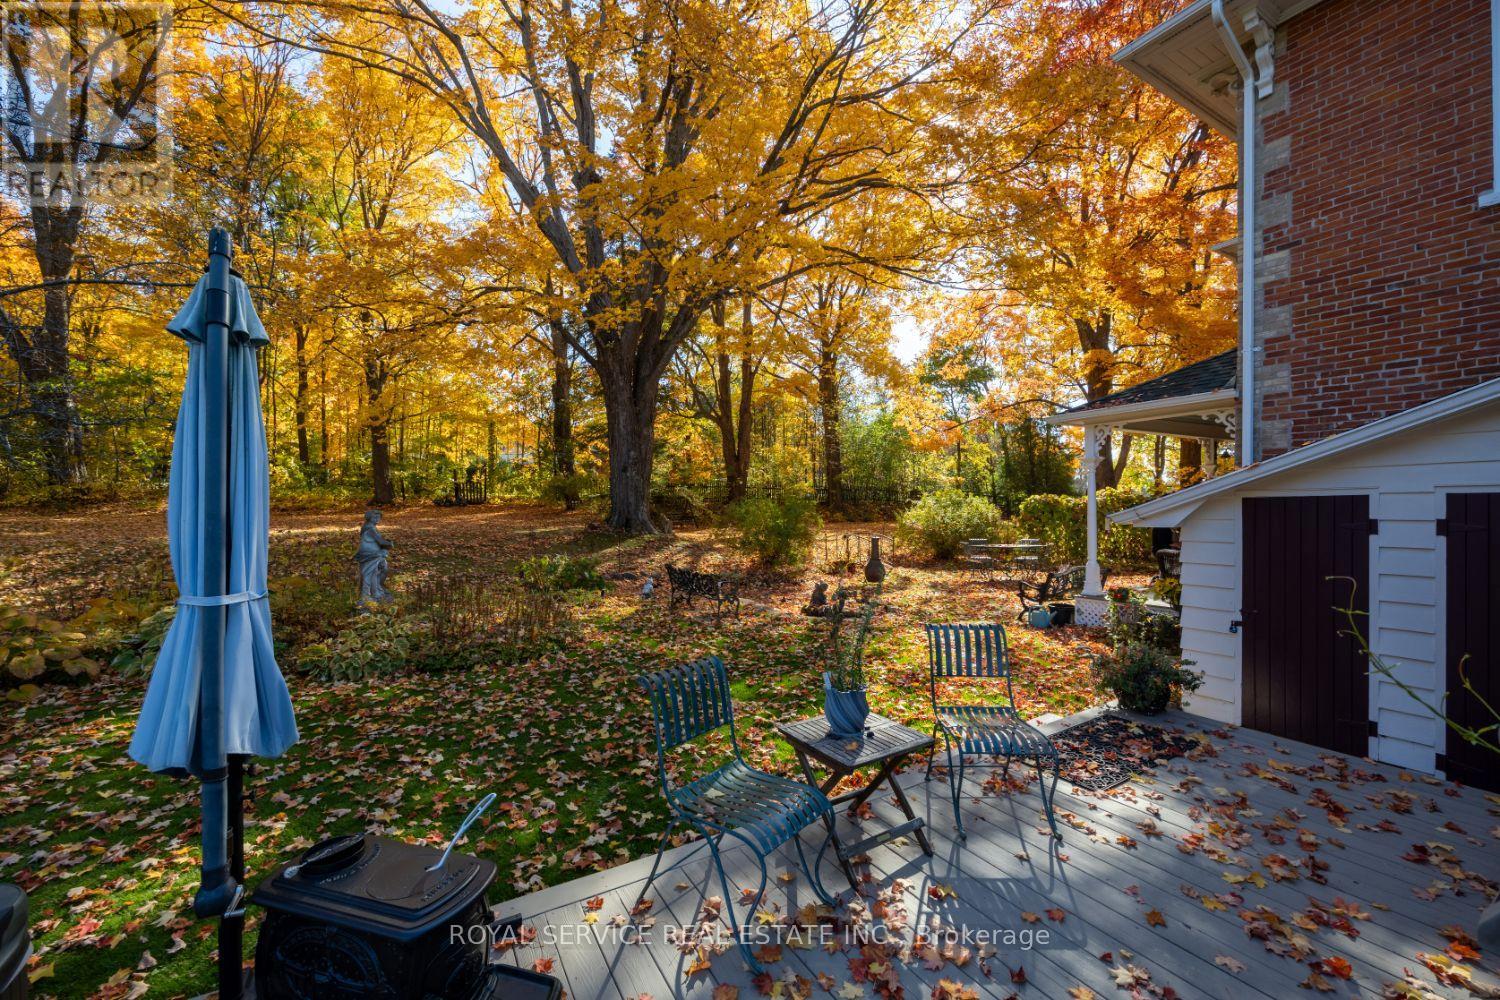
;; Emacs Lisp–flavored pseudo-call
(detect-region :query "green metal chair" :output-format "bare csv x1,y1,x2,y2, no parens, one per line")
635,656,838,973
924,623,1062,842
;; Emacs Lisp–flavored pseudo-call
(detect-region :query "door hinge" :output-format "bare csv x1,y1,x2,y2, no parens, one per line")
1368,519,1379,535
1367,718,1380,737
1434,753,1449,771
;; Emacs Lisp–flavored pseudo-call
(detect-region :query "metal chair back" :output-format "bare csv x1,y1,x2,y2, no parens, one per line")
924,622,1017,708
639,657,740,793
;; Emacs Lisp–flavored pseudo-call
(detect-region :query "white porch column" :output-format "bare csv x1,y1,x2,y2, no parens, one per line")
1083,424,1103,596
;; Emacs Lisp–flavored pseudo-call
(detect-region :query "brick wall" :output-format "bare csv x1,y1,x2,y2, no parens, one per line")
1255,0,1500,458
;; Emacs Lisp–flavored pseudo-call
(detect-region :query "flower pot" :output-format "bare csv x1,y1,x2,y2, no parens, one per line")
823,671,870,738
1479,898,1500,952
1115,687,1170,715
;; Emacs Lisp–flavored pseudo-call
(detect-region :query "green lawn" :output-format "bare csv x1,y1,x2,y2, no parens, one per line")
0,505,1107,998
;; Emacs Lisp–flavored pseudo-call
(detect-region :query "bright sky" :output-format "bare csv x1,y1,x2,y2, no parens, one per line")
891,311,926,364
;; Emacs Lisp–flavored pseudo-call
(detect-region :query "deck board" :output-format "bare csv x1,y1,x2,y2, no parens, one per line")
497,712,1500,999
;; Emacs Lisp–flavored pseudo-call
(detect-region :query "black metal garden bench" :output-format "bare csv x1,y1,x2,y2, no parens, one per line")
665,564,741,616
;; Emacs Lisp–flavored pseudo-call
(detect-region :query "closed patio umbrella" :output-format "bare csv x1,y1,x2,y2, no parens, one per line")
129,228,297,998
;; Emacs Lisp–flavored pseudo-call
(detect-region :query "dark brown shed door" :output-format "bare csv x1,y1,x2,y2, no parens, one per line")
1242,496,1371,756
1442,493,1500,791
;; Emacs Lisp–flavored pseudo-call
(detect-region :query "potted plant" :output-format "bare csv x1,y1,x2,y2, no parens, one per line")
1150,576,1183,611
1091,642,1202,714
1107,585,1133,604
823,587,879,738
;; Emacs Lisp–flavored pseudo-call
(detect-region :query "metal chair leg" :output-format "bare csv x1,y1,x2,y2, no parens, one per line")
631,819,679,912
945,735,967,842
925,722,942,782
706,833,765,974
794,828,837,907
1036,753,1063,841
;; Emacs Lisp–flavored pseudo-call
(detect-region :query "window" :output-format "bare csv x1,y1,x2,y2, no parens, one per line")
1485,0,1500,207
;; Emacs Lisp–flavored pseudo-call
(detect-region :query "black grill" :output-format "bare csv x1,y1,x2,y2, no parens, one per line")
251,834,496,999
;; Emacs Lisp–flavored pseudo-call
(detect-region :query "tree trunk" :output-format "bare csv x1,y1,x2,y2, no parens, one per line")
1107,431,1134,487
817,349,842,507
365,354,394,506
1178,438,1202,484
709,300,757,504
601,365,659,533
548,318,575,488
293,323,312,468
7,206,87,485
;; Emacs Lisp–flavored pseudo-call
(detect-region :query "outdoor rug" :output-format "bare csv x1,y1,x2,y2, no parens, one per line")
1051,713,1204,791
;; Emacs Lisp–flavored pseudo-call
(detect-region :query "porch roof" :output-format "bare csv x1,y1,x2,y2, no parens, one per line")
1044,348,1238,440
1110,374,1500,527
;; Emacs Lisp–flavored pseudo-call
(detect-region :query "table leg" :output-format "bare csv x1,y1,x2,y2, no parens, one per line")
795,749,859,890
842,757,900,814
885,758,934,856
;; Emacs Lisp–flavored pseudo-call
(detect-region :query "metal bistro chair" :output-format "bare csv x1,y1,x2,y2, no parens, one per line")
924,623,1062,842
636,657,838,973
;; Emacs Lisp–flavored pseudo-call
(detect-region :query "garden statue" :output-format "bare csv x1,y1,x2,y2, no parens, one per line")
802,581,830,616
864,536,887,584
641,577,655,598
355,509,393,609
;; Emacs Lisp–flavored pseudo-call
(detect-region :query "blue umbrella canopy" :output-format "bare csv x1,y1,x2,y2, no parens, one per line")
129,259,298,775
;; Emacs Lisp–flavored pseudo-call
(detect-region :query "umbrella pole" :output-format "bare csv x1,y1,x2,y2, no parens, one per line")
219,755,247,999
191,227,246,998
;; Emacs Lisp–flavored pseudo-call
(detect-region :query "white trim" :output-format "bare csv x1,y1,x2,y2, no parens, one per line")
1045,388,1238,428
1113,0,1330,138
1110,376,1500,526
1214,0,1260,464
1485,0,1500,208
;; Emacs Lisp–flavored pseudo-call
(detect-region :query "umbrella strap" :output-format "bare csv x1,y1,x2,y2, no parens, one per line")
177,591,267,607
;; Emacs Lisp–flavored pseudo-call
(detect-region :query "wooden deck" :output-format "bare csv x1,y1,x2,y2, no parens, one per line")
493,711,1500,999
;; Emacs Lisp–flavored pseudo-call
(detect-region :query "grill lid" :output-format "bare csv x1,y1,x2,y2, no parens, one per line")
252,834,496,939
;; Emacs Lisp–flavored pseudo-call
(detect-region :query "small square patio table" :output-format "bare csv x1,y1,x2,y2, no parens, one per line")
776,713,935,888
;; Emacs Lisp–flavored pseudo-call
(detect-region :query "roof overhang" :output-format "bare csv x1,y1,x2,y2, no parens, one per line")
1113,0,1333,138
1110,377,1500,528
1045,388,1237,439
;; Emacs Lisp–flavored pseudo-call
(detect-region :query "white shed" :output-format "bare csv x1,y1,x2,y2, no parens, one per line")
1112,378,1500,783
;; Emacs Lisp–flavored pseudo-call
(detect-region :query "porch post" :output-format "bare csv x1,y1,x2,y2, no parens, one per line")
1083,424,1103,596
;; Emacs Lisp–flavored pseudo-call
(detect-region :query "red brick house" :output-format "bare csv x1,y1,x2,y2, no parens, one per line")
1051,0,1500,787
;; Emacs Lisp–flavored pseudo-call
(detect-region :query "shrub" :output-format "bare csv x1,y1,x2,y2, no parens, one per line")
296,577,573,682
728,494,821,567
1017,488,1155,568
897,490,1000,559
541,472,594,510
1108,594,1181,654
0,606,99,684
295,607,418,682
516,554,608,592
1091,642,1201,714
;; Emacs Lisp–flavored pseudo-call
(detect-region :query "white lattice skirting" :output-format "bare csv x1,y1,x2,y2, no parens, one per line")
1074,594,1110,627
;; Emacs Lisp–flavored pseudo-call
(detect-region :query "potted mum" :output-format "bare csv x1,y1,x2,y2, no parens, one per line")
1092,642,1202,715
823,587,880,738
